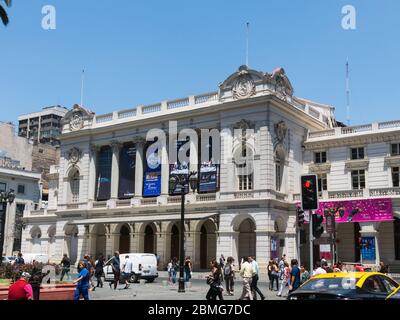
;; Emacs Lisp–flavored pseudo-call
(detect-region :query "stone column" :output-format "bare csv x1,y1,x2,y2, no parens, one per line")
88,144,99,201
255,230,270,271
134,138,146,198
110,141,121,199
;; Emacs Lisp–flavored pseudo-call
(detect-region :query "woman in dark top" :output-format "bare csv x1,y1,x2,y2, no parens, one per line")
206,261,224,300
95,255,105,288
184,256,192,282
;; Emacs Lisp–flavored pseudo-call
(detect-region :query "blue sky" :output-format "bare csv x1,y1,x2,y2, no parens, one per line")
1,0,399,125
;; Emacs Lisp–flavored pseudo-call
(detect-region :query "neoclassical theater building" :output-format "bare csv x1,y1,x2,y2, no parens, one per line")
21,66,400,271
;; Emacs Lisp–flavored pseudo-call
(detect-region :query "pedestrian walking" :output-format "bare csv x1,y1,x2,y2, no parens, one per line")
60,254,71,281
73,261,89,300
277,261,290,297
95,255,105,288
379,261,389,274
219,254,225,281
122,255,133,289
223,256,235,296
15,252,25,265
109,251,121,290
239,256,255,300
267,258,274,290
206,261,224,300
312,261,327,276
270,261,280,291
171,257,178,284
300,264,310,285
288,259,301,294
249,256,265,300
167,259,174,284
8,272,33,300
184,256,192,282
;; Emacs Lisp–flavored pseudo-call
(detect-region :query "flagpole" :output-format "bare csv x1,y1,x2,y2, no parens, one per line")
81,69,85,107
246,22,249,67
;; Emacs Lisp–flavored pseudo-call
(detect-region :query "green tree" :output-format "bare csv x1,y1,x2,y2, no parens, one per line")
0,0,12,26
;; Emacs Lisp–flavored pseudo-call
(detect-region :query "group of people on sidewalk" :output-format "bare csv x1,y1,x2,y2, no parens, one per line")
167,256,193,284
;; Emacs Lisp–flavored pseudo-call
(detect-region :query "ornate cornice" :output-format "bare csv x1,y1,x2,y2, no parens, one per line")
345,159,369,170
309,162,331,173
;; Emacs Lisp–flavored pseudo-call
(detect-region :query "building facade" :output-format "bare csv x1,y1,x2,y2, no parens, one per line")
18,105,68,146
21,66,400,271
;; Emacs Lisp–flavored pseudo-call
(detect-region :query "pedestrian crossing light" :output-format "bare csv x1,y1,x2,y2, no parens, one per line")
297,207,305,227
312,214,324,239
300,174,319,210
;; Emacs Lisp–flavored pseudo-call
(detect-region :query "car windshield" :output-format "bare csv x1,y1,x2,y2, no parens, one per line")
301,277,360,292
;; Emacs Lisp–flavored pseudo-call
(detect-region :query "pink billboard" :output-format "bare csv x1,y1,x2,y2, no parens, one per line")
312,198,393,223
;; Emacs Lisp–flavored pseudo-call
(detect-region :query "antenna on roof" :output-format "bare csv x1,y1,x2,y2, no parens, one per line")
80,68,85,107
246,22,250,67
346,58,350,126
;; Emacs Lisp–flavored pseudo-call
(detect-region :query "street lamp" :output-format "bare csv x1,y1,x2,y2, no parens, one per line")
169,171,198,293
0,189,16,264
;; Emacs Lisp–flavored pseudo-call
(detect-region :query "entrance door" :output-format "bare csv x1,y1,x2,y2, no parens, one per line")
144,225,155,253
119,225,130,253
200,225,208,269
171,225,179,260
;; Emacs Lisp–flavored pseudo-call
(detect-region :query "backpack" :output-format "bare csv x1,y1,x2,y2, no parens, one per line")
224,264,232,276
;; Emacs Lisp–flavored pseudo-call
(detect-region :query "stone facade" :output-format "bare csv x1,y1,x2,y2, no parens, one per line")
21,66,400,272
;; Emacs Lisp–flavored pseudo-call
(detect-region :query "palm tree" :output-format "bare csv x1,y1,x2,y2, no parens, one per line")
0,0,12,26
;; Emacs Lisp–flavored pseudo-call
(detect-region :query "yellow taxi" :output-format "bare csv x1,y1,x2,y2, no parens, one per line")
287,272,399,300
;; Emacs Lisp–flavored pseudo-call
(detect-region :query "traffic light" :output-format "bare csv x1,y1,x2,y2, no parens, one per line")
312,214,324,238
300,175,318,210
297,207,305,227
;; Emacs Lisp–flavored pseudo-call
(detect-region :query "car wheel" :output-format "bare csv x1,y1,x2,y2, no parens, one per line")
130,274,139,283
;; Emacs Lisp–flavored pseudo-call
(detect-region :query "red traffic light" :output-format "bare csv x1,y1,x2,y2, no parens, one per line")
304,180,311,188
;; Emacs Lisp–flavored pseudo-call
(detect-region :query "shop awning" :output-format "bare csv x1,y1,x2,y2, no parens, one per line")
68,212,218,225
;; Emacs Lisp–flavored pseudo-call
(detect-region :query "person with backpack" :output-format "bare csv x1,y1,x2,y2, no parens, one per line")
95,255,105,288
109,251,121,290
60,253,71,281
73,260,90,300
223,256,235,296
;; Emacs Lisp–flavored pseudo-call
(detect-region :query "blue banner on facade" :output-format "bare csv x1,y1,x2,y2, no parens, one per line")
198,162,219,193
361,237,376,261
96,146,112,201
143,145,161,197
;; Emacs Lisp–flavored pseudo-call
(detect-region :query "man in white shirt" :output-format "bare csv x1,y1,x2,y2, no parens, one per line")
239,256,255,300
122,255,133,289
312,261,327,277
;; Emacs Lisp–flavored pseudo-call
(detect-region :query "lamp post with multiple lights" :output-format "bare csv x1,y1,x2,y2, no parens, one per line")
169,171,198,293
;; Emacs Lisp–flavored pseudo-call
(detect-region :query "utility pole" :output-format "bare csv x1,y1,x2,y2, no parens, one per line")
309,210,313,272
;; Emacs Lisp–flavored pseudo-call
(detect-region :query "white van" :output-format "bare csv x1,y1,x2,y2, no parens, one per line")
103,253,158,283
21,253,49,264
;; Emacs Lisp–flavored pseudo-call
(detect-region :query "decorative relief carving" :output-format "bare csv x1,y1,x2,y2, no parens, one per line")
232,66,256,100
67,147,82,164
69,112,84,131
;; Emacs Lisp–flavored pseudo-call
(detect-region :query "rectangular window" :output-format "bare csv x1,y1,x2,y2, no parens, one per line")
351,147,365,160
17,184,25,194
12,204,25,253
314,152,327,164
318,174,328,192
391,144,400,156
275,162,282,191
352,170,366,190
239,174,253,191
393,167,400,187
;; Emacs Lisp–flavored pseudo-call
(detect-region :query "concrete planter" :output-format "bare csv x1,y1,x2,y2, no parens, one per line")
0,283,76,300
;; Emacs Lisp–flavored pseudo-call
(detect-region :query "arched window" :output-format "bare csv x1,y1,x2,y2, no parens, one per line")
70,170,80,203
